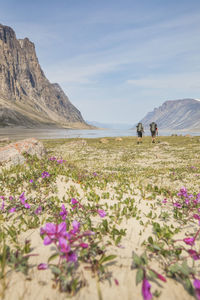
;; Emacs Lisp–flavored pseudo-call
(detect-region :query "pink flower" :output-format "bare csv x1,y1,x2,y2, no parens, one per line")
59,204,68,220
29,179,33,183
37,263,48,270
9,196,14,201
67,251,77,262
142,278,152,300
40,222,67,245
9,207,16,213
19,192,26,205
188,249,200,260
193,279,200,300
71,198,78,205
162,199,167,204
80,243,88,248
59,237,71,254
24,203,30,209
173,202,182,208
41,171,50,179
183,237,195,246
70,220,80,234
1,201,5,210
35,206,42,215
97,209,106,218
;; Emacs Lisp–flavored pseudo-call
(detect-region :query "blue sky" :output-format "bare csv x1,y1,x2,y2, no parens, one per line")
1,0,200,124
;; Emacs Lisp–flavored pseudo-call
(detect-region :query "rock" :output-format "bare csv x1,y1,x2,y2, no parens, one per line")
0,137,45,167
100,138,109,144
115,137,122,141
185,134,192,138
0,137,10,143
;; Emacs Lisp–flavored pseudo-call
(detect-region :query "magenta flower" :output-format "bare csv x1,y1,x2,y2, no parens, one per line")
183,237,195,246
188,249,200,260
59,237,71,254
41,171,50,179
24,203,30,209
40,222,67,245
173,202,182,208
97,209,106,218
93,172,98,176
38,263,48,270
9,207,16,213
9,196,14,201
80,242,88,248
70,220,80,234
193,279,200,300
1,201,5,211
19,192,26,205
67,251,77,262
49,156,56,161
35,206,42,215
59,204,68,220
29,179,33,183
142,278,152,300
162,199,167,204
177,187,188,198
71,198,78,205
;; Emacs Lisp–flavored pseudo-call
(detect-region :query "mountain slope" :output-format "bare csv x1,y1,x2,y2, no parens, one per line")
139,98,200,130
0,24,90,128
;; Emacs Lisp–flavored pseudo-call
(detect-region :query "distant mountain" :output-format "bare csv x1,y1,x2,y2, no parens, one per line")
139,98,200,131
86,121,132,129
0,24,90,128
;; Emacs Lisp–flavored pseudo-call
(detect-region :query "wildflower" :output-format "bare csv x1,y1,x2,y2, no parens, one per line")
173,202,182,208
57,159,66,164
1,201,5,210
59,204,68,220
193,279,200,300
70,220,80,234
49,156,56,161
35,206,42,215
29,179,33,183
67,251,77,262
177,187,188,198
97,209,106,218
183,237,195,246
40,222,67,245
188,249,200,260
9,196,14,201
114,278,119,286
19,192,26,205
24,203,30,209
59,237,71,254
162,199,167,204
38,263,48,270
142,278,152,300
41,171,50,179
9,207,16,213
71,198,78,205
80,242,88,248
93,172,98,176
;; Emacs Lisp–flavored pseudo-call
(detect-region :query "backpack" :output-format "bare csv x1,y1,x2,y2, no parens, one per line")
137,123,143,132
150,122,157,131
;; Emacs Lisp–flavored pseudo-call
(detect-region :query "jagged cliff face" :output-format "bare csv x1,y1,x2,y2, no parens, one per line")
140,99,200,131
0,24,89,128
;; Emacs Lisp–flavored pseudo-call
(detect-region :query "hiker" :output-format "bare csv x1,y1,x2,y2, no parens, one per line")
136,122,144,144
149,122,158,143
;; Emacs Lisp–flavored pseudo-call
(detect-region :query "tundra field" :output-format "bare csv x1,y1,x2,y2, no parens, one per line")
0,135,200,300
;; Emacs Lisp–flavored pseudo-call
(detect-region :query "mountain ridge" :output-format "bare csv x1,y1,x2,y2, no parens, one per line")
0,24,90,128
139,98,200,131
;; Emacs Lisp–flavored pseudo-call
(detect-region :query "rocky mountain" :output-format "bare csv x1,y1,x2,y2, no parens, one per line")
139,98,200,131
0,24,90,128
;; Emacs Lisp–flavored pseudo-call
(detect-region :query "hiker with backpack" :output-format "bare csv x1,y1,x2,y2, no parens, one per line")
149,122,158,143
136,122,144,144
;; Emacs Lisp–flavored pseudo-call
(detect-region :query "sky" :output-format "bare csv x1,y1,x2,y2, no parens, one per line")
1,0,200,125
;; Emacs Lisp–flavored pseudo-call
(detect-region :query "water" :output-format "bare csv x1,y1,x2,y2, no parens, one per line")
0,128,199,140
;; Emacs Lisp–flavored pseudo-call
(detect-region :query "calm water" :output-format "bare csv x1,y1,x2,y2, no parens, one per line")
0,128,199,140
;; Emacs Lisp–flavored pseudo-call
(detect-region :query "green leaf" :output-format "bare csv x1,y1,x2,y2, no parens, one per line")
50,266,61,275
132,253,142,267
148,236,153,244
184,278,194,295
99,255,117,265
48,253,59,263
136,268,144,285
